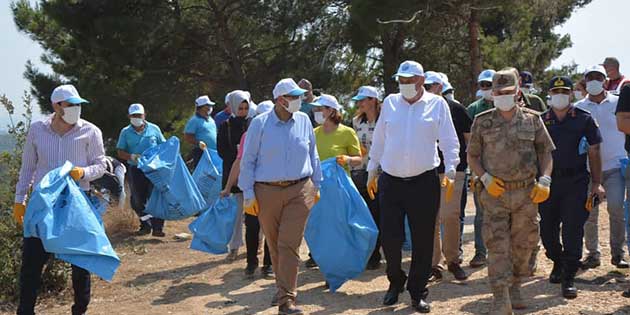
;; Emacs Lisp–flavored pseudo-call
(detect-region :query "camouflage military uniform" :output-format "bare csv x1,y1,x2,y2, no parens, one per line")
468,106,555,314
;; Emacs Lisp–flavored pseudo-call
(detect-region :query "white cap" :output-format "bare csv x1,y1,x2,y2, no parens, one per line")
272,78,307,99
51,84,89,104
478,69,496,83
311,94,341,111
352,86,380,101
195,95,215,107
128,103,145,115
393,60,424,78
584,65,607,78
442,81,454,94
256,100,274,115
424,71,443,85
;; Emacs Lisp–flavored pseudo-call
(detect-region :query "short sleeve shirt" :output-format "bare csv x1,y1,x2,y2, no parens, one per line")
468,107,556,181
467,98,493,118
185,114,217,150
439,99,472,172
116,122,166,165
615,85,630,152
314,124,361,171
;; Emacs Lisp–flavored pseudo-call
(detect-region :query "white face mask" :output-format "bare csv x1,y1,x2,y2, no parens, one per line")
283,98,301,114
493,94,516,111
61,106,81,125
444,93,454,101
549,94,571,110
481,89,493,101
130,118,144,127
586,80,604,95
399,83,418,99
573,91,585,101
314,111,325,124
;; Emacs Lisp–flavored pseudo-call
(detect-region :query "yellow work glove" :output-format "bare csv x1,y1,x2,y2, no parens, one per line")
336,155,347,166
13,203,25,225
367,170,378,200
199,141,207,150
69,167,84,181
244,198,259,216
530,175,551,204
314,190,320,204
480,172,505,198
585,195,594,212
442,168,456,203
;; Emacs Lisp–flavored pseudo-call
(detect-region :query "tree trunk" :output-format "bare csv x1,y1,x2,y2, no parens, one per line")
468,7,482,98
381,26,405,96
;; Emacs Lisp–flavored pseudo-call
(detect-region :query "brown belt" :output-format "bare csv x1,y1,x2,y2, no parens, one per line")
502,178,535,191
257,177,308,188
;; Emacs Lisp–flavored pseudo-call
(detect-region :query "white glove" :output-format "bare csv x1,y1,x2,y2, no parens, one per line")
445,167,456,181
480,172,493,188
130,154,140,162
538,175,552,187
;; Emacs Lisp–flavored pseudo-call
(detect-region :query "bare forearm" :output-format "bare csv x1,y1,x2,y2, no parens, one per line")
617,115,630,134
538,152,553,177
184,133,197,145
588,145,603,184
117,150,131,161
347,155,363,167
225,159,241,191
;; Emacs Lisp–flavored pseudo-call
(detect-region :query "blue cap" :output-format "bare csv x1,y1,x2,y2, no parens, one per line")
477,69,496,83
520,71,533,85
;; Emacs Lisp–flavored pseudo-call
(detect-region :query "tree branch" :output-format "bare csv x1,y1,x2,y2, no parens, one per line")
376,9,423,24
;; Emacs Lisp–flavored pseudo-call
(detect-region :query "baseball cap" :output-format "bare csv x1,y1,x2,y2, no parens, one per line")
601,57,620,67
442,81,454,94
195,95,215,107
273,78,307,99
128,103,145,115
352,86,380,101
50,84,89,104
311,94,341,111
548,76,573,91
256,100,274,115
584,65,607,78
477,69,496,83
393,60,424,78
492,70,519,92
424,71,443,85
519,71,533,85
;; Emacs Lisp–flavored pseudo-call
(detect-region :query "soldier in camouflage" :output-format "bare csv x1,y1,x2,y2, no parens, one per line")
467,70,555,315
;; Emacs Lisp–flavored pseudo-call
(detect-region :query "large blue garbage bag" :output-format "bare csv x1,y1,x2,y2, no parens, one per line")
192,148,223,209
137,137,206,220
305,158,378,292
188,196,238,255
23,162,120,282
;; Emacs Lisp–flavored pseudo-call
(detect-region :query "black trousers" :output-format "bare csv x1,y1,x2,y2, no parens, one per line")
18,238,90,315
128,165,164,231
379,169,440,299
539,174,590,277
245,214,271,267
351,170,382,264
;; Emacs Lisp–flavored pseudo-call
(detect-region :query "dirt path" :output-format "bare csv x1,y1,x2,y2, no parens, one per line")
3,196,630,315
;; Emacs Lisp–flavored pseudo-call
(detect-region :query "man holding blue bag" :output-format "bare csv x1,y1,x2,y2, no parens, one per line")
13,85,106,315
239,78,322,315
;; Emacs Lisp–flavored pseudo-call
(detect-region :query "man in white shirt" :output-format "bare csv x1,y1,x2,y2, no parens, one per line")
576,65,629,269
367,60,460,313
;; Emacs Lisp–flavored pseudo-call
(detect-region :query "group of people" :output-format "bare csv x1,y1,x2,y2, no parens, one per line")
10,56,630,315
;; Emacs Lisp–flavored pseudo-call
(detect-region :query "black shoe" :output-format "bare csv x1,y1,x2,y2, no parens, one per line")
262,265,274,278
383,274,407,306
304,257,318,269
278,302,303,315
580,256,601,270
549,262,563,284
623,288,630,298
411,298,431,313
245,264,256,278
366,260,382,270
612,256,630,269
135,225,151,236
152,230,165,237
271,295,279,306
447,263,468,281
428,267,442,282
469,253,487,268
561,278,577,299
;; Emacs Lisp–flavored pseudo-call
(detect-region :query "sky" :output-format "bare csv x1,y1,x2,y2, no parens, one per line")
1,0,629,131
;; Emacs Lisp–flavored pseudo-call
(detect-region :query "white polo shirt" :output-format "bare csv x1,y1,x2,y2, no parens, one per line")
367,91,460,178
575,93,625,171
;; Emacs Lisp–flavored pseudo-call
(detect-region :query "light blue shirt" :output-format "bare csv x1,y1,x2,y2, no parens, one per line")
238,109,322,200
116,121,166,165
184,113,217,150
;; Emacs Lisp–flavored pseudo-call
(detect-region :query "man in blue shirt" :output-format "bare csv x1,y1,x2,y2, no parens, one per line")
239,78,322,315
214,92,232,128
184,95,217,169
117,103,167,237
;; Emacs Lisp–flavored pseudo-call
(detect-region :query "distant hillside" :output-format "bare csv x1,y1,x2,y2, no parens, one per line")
0,133,15,152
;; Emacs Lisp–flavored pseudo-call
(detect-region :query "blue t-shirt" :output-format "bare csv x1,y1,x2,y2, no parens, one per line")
214,110,230,128
116,122,166,165
185,114,217,150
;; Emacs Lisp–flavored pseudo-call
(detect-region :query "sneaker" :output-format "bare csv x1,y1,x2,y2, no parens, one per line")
304,257,318,269
428,267,442,282
262,265,274,278
151,230,165,237
469,253,487,268
612,256,630,269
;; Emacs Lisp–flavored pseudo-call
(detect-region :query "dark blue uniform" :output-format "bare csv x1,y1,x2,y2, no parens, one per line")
539,105,602,277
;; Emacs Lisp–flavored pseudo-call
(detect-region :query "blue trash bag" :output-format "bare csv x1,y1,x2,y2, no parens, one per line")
305,158,379,292
192,148,223,209
137,136,206,220
188,196,238,254
22,161,120,282
620,158,629,179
